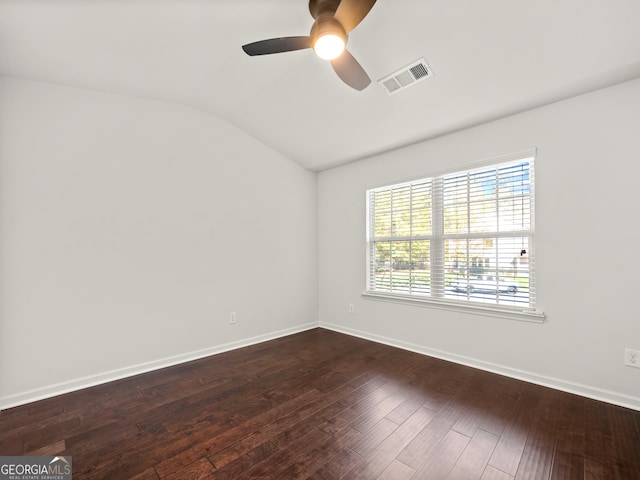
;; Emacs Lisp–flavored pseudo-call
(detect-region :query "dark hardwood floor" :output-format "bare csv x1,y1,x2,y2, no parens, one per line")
1,328,639,479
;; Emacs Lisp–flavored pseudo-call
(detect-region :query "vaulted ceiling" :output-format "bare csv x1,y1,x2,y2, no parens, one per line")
1,0,639,171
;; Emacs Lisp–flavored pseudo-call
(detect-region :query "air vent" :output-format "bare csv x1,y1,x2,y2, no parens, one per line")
378,58,433,95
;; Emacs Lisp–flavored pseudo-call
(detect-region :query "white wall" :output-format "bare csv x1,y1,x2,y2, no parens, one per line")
318,78,640,409
0,78,318,408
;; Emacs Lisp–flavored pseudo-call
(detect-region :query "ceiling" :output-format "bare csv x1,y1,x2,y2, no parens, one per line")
1,0,639,171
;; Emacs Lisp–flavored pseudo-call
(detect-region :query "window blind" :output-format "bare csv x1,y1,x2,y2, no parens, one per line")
368,179,433,296
367,156,535,312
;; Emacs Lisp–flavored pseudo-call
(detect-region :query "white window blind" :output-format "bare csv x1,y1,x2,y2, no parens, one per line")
367,155,536,314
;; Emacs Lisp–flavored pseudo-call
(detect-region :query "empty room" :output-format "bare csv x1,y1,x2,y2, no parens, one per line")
1,1,639,479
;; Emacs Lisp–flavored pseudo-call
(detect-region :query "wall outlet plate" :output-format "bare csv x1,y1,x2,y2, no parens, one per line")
229,312,237,325
624,348,640,368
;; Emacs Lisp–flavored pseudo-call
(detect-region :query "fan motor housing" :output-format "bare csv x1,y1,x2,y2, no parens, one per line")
309,16,347,47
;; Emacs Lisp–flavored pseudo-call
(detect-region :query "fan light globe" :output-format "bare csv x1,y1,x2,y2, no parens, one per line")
314,34,345,60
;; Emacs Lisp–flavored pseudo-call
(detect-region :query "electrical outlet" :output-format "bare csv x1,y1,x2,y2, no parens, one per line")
348,304,354,314
229,312,237,325
624,348,640,368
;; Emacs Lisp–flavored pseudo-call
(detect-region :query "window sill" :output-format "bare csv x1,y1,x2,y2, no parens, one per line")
362,291,545,324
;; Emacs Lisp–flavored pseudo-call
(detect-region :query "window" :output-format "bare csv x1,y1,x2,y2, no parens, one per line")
366,153,539,319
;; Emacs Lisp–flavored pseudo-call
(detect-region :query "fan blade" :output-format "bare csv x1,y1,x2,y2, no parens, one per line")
330,49,371,91
334,0,377,33
242,36,311,56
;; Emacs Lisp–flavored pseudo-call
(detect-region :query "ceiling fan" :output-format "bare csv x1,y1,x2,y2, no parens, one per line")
242,0,377,91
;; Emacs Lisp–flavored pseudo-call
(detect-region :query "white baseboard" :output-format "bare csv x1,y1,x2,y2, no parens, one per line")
0,322,318,410
320,322,640,412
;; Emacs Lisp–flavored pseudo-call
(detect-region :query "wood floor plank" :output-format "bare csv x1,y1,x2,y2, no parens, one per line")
0,328,638,480
349,417,399,457
154,388,324,478
234,427,330,480
315,379,397,435
607,403,640,479
488,383,541,476
208,441,279,480
451,371,515,438
396,368,480,470
409,429,471,479
551,413,586,480
396,415,456,469
347,384,408,433
24,439,66,457
305,447,363,480
163,457,215,480
206,377,383,471
513,388,560,480
550,452,584,480
385,394,425,425
275,426,361,480
129,467,161,480
584,398,640,480
269,380,386,450
475,376,523,437
0,401,66,434
344,406,434,479
481,465,515,480
446,428,500,480
377,459,415,479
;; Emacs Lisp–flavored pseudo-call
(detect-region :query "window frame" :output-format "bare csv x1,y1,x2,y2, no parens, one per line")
364,149,545,323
